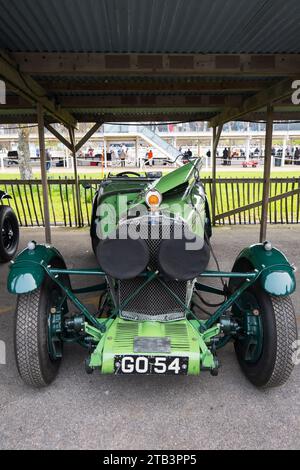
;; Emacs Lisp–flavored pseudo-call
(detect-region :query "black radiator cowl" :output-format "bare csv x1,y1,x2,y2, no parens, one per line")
158,238,210,281
97,237,149,280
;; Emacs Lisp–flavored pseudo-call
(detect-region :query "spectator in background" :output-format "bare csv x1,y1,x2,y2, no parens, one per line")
286,148,292,165
222,147,228,165
183,148,193,162
294,147,300,165
110,148,116,163
120,145,127,168
148,149,153,166
45,148,51,171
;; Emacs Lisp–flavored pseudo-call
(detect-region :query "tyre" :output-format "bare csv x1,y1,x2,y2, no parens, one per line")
0,205,19,262
204,198,212,238
229,258,298,388
92,233,99,255
14,275,65,387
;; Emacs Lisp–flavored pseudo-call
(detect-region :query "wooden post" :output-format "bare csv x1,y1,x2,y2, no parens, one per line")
103,138,107,174
212,127,217,226
260,105,274,242
246,136,251,161
69,127,82,227
135,137,138,167
37,103,51,243
211,125,223,226
101,149,104,178
282,136,287,167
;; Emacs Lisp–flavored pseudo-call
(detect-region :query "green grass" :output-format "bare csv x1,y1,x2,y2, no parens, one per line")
202,170,300,178
1,168,300,180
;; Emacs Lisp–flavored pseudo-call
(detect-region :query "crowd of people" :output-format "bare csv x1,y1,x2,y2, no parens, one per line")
110,145,128,167
28,141,300,171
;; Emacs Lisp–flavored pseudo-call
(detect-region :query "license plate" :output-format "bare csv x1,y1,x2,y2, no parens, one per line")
114,355,188,375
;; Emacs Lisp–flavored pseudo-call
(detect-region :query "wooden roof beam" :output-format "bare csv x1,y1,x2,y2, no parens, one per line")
36,79,273,93
209,79,295,127
0,51,77,128
11,53,300,77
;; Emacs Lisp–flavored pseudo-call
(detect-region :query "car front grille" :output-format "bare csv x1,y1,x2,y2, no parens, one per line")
118,216,189,321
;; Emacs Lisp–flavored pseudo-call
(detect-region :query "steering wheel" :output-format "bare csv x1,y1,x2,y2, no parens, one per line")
116,171,142,177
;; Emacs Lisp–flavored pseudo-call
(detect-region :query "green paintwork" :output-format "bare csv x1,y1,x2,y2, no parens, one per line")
204,272,260,330
48,312,63,360
130,160,200,208
152,161,196,194
95,180,149,238
88,317,220,375
231,291,263,363
7,244,65,294
236,243,296,296
96,160,206,239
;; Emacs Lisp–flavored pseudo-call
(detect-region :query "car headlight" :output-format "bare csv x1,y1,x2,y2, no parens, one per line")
145,189,162,209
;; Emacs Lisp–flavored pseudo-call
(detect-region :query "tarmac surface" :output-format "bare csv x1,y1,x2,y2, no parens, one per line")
0,225,299,450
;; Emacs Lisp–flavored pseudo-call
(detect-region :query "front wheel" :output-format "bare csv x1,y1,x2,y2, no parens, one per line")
0,205,19,262
14,277,65,387
230,260,298,388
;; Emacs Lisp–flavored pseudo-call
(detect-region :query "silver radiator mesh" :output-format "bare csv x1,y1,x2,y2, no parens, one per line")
119,277,187,321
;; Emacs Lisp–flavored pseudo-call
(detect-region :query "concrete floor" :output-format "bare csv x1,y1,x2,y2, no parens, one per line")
0,225,299,450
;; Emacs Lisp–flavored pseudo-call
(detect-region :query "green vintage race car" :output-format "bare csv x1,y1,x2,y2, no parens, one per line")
8,159,297,387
